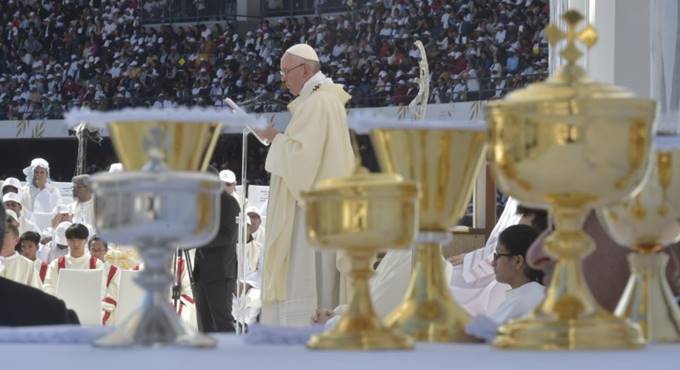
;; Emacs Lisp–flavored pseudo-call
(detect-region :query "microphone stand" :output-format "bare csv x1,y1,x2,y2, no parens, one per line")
227,94,289,334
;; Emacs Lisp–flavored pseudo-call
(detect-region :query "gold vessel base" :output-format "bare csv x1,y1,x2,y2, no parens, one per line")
385,241,481,343
386,298,481,343
308,326,413,350
494,308,644,350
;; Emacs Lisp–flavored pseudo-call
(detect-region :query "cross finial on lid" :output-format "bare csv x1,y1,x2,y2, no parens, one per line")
545,10,598,66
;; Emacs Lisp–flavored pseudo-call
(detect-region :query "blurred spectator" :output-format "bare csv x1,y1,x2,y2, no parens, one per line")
0,0,548,119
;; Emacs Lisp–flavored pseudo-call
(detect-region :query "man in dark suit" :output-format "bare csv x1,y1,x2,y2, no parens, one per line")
193,168,241,332
0,205,79,326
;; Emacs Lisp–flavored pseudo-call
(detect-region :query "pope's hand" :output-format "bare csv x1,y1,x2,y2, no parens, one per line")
311,308,335,324
256,125,279,143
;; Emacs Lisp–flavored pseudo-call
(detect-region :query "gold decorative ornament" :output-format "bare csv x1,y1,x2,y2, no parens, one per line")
371,124,487,343
303,169,418,350
486,10,656,350
598,136,680,343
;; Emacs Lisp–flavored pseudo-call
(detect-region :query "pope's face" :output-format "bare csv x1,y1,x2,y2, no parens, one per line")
280,53,311,96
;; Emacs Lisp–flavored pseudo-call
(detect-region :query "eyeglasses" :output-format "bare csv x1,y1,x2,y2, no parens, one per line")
279,63,305,78
493,252,518,261
225,183,236,187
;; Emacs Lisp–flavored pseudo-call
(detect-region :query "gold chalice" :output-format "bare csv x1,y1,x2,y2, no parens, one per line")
486,11,656,350
368,120,486,343
598,136,680,343
303,170,418,350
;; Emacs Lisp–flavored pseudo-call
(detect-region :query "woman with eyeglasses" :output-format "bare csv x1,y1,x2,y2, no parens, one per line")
465,224,544,340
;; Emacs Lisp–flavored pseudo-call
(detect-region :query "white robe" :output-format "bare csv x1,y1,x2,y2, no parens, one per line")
71,198,95,232
0,252,42,289
449,197,521,315
174,257,197,330
234,226,265,326
43,253,120,321
18,213,41,237
20,183,61,217
327,250,453,329
261,74,355,326
465,281,545,341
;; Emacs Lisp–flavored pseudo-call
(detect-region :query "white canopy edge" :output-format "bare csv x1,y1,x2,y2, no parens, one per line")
655,135,680,151
348,113,486,134
64,107,268,130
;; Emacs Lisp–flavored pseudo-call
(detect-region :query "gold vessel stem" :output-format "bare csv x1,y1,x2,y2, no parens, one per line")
385,232,477,343
338,252,383,330
410,242,453,301
541,207,599,318
615,249,680,342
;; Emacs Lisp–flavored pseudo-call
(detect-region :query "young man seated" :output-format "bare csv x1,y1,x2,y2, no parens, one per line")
465,224,544,340
43,223,120,325
0,224,41,289
19,230,49,284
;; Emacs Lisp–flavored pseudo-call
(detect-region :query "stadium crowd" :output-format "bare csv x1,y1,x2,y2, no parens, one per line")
0,0,549,120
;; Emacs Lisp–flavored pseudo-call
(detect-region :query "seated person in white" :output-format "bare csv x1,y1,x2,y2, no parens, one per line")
5,209,20,230
245,206,265,276
465,224,545,341
173,253,197,330
2,177,22,195
70,175,95,233
312,249,453,328
40,221,72,263
43,223,119,325
448,199,548,316
3,192,40,236
19,231,49,284
88,236,121,325
130,254,197,329
19,158,61,231
233,214,262,326
0,223,41,289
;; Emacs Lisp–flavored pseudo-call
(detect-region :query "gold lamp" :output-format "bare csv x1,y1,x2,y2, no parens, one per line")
486,10,656,350
597,136,680,343
303,169,419,350
370,123,486,343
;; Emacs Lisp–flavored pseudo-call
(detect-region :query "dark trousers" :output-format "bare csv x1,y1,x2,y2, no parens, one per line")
195,278,235,333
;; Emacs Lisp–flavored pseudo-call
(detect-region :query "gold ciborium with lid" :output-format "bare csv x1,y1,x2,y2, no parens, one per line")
598,136,680,343
486,10,656,350
303,164,419,350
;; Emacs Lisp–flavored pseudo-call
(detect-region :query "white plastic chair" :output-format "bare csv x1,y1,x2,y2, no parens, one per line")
114,270,145,326
55,268,105,326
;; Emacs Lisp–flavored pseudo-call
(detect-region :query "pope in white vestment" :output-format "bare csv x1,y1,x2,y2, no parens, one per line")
258,44,355,326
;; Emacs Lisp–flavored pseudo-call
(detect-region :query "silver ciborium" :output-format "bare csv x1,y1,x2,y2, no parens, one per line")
65,108,261,347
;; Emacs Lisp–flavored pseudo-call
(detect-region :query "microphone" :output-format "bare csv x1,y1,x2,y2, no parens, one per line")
237,92,272,107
